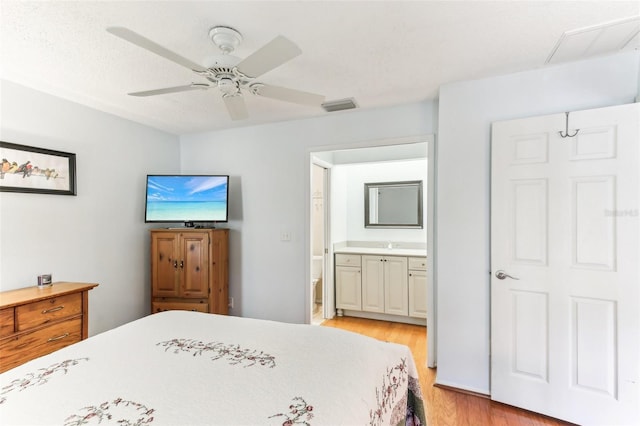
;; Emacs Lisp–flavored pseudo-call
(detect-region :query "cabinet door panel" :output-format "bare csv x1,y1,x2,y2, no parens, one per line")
384,257,408,316
362,256,385,313
151,234,180,297
181,233,209,298
409,270,427,318
336,266,361,310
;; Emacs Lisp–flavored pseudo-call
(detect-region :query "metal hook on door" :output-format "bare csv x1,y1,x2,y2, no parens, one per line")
559,111,579,138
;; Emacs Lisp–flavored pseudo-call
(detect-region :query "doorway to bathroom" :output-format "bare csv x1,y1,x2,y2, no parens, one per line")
306,135,436,368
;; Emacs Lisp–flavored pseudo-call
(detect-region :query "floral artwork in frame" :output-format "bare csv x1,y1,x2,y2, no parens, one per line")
0,141,77,195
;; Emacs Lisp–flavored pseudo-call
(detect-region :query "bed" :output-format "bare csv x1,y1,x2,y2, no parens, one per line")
0,311,426,425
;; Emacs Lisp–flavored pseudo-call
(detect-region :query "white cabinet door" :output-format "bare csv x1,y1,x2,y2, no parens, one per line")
384,256,408,316
408,269,427,318
335,266,361,310
361,255,385,313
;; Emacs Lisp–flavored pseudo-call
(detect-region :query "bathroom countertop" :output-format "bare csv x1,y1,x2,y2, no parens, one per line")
334,246,427,257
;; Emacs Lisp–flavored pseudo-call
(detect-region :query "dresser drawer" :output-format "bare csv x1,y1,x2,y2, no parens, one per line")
335,254,361,267
0,308,14,338
0,317,82,372
153,301,209,313
408,257,427,270
16,293,82,331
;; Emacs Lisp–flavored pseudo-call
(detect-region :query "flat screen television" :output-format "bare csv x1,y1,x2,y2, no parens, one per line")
145,175,229,226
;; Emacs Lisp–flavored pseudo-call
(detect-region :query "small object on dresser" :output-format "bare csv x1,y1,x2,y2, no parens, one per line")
37,274,52,287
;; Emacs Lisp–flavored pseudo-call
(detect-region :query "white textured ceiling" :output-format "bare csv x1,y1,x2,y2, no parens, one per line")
1,1,639,135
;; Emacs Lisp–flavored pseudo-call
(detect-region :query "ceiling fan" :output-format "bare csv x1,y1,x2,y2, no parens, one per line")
106,26,325,120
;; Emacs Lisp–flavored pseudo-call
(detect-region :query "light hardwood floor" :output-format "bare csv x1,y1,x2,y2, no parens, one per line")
322,316,574,426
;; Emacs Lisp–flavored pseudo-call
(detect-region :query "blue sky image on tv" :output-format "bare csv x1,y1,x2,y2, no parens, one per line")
145,175,228,222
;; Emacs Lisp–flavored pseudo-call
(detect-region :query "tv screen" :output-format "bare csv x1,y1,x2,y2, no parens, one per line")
145,175,229,224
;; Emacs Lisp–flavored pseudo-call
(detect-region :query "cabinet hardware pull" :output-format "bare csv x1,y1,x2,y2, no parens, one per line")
42,306,64,314
180,260,184,269
173,260,178,269
47,333,69,342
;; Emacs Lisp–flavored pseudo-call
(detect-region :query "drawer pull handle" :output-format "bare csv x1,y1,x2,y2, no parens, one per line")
47,333,70,342
42,306,64,314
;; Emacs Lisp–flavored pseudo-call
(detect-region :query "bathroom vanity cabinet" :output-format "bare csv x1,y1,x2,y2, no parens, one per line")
335,249,427,325
335,254,362,311
362,255,408,315
408,257,427,318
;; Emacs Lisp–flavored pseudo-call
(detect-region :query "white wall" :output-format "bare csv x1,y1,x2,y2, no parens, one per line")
436,51,640,394
330,166,349,247
179,102,436,323
0,80,180,335
334,159,427,243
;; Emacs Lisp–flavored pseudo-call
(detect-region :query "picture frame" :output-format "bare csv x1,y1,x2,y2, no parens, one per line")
0,141,77,195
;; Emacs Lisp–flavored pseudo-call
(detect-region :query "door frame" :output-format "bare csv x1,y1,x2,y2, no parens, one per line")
304,134,437,368
310,159,332,320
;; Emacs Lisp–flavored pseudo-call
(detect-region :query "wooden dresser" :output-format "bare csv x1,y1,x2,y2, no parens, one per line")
151,228,228,315
0,282,98,373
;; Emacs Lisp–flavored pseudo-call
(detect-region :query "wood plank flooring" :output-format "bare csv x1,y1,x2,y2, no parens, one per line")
322,316,574,426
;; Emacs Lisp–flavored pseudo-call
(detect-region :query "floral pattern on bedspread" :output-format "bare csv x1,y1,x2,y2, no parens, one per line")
369,358,426,426
157,338,276,368
269,396,314,425
0,358,88,405
64,398,154,426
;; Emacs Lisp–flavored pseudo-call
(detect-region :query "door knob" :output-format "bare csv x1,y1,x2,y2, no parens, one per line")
495,270,519,280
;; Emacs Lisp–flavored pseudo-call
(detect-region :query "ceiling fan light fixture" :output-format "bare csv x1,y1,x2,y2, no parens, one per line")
217,78,239,95
209,26,243,54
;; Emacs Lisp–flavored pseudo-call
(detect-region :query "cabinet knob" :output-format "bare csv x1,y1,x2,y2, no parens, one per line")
173,260,178,269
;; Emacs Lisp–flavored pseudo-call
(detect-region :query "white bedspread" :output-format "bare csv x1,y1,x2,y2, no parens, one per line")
0,311,425,425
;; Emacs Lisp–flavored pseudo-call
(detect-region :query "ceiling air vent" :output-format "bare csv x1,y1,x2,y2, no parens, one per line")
322,98,358,112
546,16,640,64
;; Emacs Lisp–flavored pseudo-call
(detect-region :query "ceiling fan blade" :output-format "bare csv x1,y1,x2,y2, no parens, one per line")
252,84,325,106
223,95,249,121
107,27,207,72
236,35,302,78
128,84,210,97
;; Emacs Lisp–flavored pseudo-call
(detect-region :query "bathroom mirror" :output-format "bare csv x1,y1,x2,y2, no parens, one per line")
364,180,423,228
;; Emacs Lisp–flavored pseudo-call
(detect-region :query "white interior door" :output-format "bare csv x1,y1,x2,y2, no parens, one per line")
491,103,639,425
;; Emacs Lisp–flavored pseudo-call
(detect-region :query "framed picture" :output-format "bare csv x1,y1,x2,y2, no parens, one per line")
0,142,76,195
